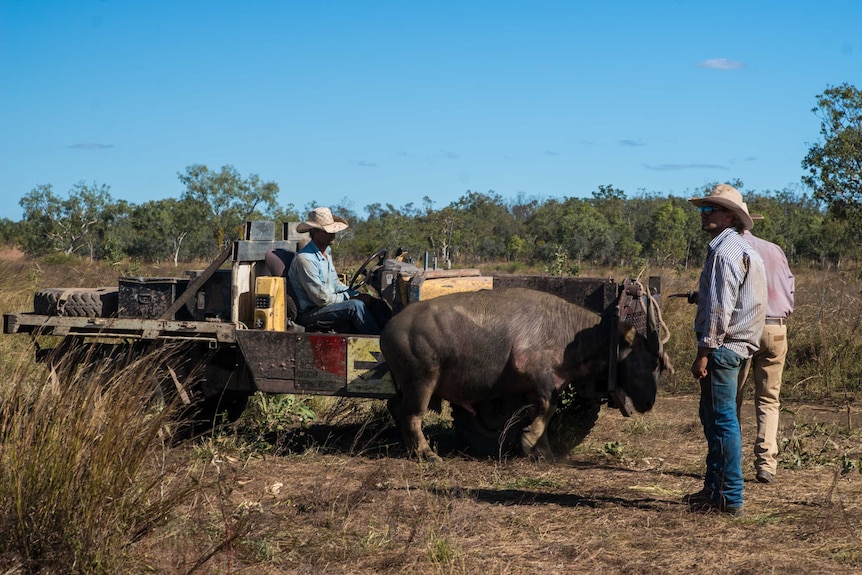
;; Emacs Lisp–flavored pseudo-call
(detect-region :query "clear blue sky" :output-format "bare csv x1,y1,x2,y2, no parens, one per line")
2,1,860,222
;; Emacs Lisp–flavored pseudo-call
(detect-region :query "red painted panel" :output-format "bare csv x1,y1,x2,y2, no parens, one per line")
308,334,347,377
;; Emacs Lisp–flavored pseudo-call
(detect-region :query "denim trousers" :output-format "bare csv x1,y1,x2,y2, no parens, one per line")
302,299,381,335
699,346,745,509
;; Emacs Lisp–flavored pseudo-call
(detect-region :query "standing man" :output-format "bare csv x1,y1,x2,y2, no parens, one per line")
686,184,767,516
737,223,795,485
288,207,383,335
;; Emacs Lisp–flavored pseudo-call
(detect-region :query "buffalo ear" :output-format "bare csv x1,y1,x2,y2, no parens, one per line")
618,321,636,346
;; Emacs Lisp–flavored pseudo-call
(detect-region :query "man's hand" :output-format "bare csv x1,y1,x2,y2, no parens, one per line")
690,357,708,380
352,293,376,306
691,348,710,380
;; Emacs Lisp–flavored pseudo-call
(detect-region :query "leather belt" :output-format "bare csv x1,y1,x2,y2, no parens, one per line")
765,317,787,325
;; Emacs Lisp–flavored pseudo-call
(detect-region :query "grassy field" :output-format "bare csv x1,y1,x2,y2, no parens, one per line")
1,251,861,574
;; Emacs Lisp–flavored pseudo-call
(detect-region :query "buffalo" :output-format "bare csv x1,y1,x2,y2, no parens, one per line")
380,287,667,461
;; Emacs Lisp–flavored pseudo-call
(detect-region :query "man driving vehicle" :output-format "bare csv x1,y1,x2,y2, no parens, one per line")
287,207,385,334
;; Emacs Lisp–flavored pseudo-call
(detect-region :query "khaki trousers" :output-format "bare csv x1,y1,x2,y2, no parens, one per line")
737,323,788,476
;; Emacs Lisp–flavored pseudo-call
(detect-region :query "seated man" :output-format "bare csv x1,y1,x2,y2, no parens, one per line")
288,207,383,334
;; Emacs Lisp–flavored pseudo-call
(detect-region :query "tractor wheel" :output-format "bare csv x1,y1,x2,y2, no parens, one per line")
451,395,530,458
152,343,251,440
34,287,119,318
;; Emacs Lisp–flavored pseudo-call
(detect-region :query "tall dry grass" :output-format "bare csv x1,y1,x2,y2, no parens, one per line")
0,344,198,574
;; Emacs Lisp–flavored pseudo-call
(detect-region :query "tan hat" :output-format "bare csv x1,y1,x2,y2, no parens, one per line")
688,184,755,231
296,207,349,233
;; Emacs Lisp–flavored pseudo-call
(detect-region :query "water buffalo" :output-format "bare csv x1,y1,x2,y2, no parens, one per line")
380,287,666,461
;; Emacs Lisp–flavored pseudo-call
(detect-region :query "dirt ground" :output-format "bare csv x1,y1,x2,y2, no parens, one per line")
147,394,862,574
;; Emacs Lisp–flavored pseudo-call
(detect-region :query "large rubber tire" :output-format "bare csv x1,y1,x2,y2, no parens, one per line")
451,395,531,458
34,287,119,318
154,344,251,440
452,393,602,459
547,395,602,457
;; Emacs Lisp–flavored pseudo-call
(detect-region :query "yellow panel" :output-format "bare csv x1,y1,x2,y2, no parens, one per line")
346,336,396,396
418,276,494,301
253,276,286,331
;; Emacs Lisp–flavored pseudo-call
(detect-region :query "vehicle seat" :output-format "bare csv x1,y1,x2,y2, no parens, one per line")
264,248,300,324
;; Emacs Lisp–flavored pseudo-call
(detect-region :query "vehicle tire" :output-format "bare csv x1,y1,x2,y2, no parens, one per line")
547,394,602,457
154,344,250,440
451,395,530,458
34,287,119,318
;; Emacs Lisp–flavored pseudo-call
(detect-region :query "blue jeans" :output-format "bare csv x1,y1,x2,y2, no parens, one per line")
300,299,381,335
699,346,745,509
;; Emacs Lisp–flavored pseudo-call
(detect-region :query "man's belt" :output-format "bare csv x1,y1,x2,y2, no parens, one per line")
765,317,787,325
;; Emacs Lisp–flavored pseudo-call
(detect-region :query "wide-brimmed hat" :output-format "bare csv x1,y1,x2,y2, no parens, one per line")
688,184,754,231
296,207,349,233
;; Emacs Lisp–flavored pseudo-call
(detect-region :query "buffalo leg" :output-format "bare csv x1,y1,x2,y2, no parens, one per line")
520,393,557,461
390,372,442,462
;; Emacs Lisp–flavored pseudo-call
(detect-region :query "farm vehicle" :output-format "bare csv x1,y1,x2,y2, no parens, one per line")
2,221,663,456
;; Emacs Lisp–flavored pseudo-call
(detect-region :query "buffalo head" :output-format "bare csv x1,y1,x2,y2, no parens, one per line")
613,317,673,416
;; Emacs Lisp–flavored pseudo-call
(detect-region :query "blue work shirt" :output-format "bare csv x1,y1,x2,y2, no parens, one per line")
288,242,356,316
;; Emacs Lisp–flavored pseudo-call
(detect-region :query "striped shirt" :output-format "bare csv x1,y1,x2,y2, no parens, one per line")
695,227,767,358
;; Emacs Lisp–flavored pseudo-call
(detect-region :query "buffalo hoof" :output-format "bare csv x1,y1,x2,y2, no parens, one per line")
417,451,443,463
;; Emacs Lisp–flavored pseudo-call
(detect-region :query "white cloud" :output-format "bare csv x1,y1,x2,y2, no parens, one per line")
644,163,727,171
68,142,114,150
698,58,745,70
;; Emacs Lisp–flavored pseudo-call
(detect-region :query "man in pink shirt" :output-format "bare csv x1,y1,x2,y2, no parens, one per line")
737,222,795,485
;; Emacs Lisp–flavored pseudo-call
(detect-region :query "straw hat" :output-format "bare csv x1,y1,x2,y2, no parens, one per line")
296,207,349,233
688,184,755,231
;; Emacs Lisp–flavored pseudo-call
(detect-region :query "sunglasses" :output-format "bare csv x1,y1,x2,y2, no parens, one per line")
698,206,726,215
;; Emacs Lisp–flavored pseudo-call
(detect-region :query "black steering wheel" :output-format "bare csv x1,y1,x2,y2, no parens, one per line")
350,248,388,291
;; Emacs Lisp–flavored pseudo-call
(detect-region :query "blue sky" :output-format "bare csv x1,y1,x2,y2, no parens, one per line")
2,1,860,222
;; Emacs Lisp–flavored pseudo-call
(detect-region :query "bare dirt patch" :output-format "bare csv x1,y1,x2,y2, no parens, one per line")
0,247,25,262
142,395,862,574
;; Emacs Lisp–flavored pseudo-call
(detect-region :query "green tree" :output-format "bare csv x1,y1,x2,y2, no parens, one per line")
802,84,862,215
648,200,690,267
591,185,642,265
178,164,280,250
528,197,613,265
124,198,211,264
447,191,519,263
18,181,114,258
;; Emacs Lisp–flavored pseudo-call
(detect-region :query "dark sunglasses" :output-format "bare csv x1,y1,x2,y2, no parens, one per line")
698,206,726,215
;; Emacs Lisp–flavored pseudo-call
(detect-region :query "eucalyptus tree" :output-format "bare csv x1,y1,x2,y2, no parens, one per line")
178,164,280,251
590,185,642,265
446,191,519,263
647,199,690,268
349,202,425,261
18,181,114,258
122,198,211,264
528,197,613,266
802,83,862,216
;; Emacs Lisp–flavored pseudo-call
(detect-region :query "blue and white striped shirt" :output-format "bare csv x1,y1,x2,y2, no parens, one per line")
695,227,767,358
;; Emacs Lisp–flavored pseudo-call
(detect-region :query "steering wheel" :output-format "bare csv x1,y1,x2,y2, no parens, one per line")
350,248,388,291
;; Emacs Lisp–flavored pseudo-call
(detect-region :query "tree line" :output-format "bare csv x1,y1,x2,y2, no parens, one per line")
2,83,860,271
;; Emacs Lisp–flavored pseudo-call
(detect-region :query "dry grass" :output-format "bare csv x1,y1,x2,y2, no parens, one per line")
0,343,204,574
162,395,862,574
